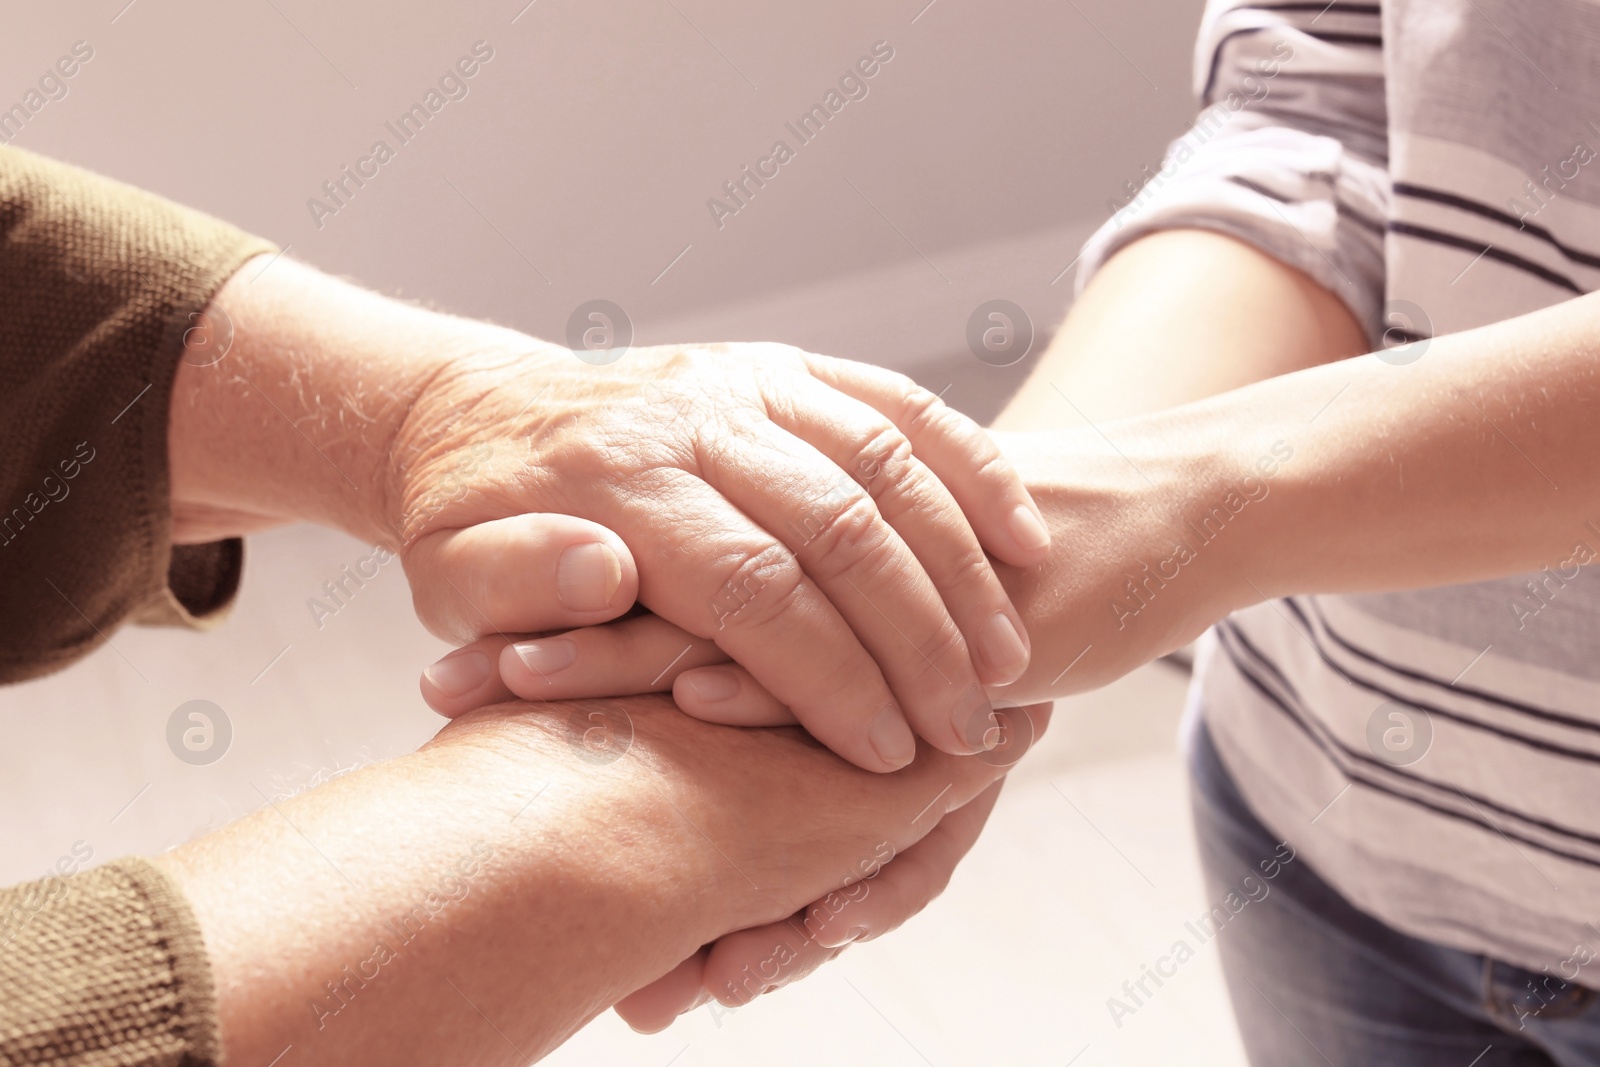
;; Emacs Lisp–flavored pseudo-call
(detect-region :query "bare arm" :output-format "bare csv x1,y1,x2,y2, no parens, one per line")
399,229,1394,1025
996,227,1368,429
989,282,1600,701
160,696,1044,1065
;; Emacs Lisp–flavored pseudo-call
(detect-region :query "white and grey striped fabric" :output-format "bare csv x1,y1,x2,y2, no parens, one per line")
1077,0,1600,972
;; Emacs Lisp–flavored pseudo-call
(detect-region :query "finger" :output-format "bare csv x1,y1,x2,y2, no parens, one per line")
614,471,915,773
702,781,1006,1005
895,702,1052,821
404,513,638,644
801,353,1050,567
810,779,1004,947
765,372,1031,686
500,615,725,700
421,615,730,718
706,424,996,758
698,702,1051,1008
672,664,796,727
420,635,519,717
614,948,709,1033
702,910,848,1006
702,915,846,1008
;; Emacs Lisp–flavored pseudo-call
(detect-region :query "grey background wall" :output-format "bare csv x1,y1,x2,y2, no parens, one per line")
3,0,1204,418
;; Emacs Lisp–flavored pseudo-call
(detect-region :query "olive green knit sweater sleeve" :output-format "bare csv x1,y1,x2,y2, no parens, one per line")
0,146,276,1064
0,143,276,684
0,858,220,1066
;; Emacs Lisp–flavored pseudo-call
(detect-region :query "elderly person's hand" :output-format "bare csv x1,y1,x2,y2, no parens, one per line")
426,609,1043,1033
613,777,1013,1032
169,256,1049,772
161,693,1051,1065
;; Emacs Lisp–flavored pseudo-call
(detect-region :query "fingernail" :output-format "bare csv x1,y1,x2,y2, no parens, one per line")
1008,504,1050,552
422,649,489,697
979,710,1003,751
556,541,623,613
683,669,740,703
843,926,869,944
954,691,1000,753
869,706,916,769
979,611,1030,683
512,638,578,677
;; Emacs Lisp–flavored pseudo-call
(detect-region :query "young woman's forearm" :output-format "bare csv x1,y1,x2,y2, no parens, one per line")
1215,290,1600,596
996,228,1368,428
973,226,1372,701
990,288,1600,704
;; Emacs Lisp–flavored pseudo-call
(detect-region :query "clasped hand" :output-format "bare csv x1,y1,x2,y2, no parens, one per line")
385,339,1052,1026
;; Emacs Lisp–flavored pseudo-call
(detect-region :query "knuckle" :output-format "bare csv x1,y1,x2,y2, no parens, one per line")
868,460,944,528
943,547,996,595
874,367,919,401
852,424,915,494
917,616,970,674
802,495,899,583
897,384,953,439
969,447,1017,488
403,556,464,642
709,543,805,633
758,341,807,369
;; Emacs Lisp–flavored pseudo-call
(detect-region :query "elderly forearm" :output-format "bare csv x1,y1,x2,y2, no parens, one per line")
160,694,1032,1065
166,254,509,547
160,701,725,1066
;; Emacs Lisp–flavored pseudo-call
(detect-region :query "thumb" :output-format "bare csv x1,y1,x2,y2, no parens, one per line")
403,513,638,644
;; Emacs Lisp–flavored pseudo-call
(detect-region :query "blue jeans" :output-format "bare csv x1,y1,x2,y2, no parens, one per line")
1188,712,1600,1066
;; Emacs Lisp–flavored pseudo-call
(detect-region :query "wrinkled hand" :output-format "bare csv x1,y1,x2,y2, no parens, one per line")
426,616,1041,1030
614,779,1008,1031
394,340,1050,771
417,423,1255,720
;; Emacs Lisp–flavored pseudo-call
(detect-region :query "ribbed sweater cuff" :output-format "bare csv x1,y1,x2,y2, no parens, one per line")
0,857,220,1065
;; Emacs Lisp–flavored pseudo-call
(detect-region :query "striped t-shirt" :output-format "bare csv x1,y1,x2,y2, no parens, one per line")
1077,0,1600,973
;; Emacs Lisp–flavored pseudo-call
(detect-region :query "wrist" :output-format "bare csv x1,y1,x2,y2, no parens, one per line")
167,256,473,547
380,335,569,547
987,421,1264,698
1137,398,1292,619
430,702,745,945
